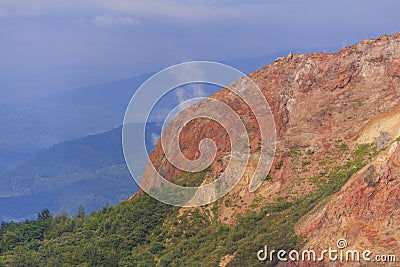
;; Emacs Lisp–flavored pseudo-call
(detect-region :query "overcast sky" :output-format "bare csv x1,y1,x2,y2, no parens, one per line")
0,0,399,103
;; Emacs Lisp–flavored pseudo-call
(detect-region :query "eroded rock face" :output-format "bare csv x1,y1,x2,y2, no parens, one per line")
141,33,399,194
138,33,400,261
294,141,400,267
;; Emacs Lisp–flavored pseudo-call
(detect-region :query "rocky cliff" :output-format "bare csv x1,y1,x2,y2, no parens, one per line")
139,32,400,265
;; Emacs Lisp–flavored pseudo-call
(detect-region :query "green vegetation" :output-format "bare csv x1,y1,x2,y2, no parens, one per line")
337,143,349,151
1,194,175,266
0,144,377,266
261,174,272,181
305,150,315,156
173,167,210,187
289,148,301,158
301,160,311,167
274,161,283,169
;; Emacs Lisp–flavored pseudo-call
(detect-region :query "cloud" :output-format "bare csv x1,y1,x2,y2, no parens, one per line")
91,14,140,27
1,0,399,26
175,87,187,105
174,84,207,110
93,0,238,21
0,0,239,21
151,133,160,146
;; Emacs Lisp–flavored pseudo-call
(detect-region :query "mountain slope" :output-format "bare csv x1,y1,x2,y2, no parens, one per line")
139,32,400,265
0,33,398,266
296,140,400,266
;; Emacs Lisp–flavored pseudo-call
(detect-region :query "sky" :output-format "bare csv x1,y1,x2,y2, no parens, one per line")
0,0,399,104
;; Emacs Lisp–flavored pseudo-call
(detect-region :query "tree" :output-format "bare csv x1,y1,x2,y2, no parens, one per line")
77,205,86,219
37,208,52,220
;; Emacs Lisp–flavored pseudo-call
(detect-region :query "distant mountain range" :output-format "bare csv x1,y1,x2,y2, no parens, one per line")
0,75,150,171
0,123,161,222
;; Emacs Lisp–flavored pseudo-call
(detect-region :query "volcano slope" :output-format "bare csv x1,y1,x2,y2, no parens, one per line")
138,32,400,266
1,33,399,267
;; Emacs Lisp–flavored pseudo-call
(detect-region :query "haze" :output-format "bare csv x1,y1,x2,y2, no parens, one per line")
0,0,399,104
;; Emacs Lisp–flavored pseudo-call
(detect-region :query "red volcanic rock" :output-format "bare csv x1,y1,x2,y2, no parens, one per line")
292,141,400,267
142,32,400,188
138,33,400,262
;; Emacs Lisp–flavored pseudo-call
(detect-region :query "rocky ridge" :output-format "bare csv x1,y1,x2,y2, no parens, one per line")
139,32,400,265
